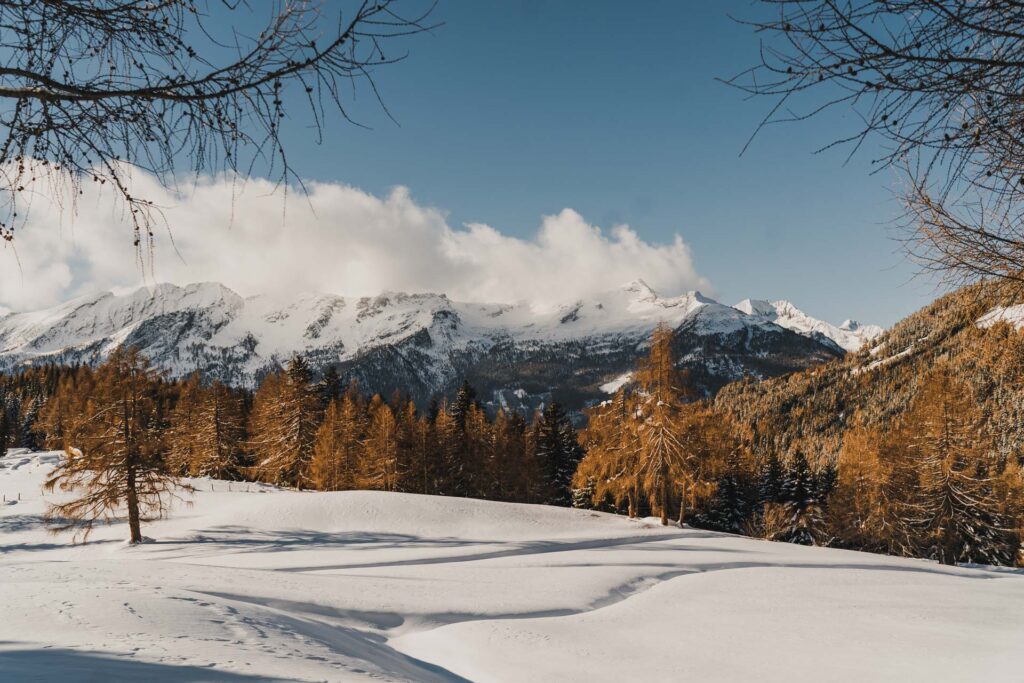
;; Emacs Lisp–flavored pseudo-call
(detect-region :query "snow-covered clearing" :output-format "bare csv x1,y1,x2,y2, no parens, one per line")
1,450,1022,682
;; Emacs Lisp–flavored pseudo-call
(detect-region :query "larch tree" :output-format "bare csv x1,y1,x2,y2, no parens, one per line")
188,381,246,480
44,346,190,543
577,389,642,516
892,366,1020,565
360,396,400,492
165,373,203,476
635,323,688,525
576,328,717,523
36,365,95,451
310,395,362,491
828,425,896,553
249,356,321,489
433,404,466,497
674,404,737,525
462,403,494,498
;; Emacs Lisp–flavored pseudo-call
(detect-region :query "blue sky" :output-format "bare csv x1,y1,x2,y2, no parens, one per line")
259,0,935,326
1,1,938,325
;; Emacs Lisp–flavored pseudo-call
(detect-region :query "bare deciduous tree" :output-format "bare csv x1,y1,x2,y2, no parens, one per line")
729,1,1024,294
0,0,435,248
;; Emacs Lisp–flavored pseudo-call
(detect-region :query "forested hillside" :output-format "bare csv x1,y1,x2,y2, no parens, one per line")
715,283,1024,463
574,290,1024,567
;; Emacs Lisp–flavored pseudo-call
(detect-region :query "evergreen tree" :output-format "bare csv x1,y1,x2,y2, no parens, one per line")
695,450,755,534
450,380,478,432
758,452,785,507
534,401,585,507
0,397,10,457
318,366,343,407
778,451,827,545
491,409,531,502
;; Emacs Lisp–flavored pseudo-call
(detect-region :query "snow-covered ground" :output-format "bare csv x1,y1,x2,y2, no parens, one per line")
1,450,1021,682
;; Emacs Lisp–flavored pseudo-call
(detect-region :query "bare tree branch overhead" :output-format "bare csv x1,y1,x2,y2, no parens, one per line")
728,1,1024,295
0,0,437,250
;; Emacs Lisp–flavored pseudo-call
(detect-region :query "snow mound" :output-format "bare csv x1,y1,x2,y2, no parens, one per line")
1,451,1021,682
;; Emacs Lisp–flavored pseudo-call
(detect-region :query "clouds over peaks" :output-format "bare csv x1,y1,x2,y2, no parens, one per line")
0,171,711,311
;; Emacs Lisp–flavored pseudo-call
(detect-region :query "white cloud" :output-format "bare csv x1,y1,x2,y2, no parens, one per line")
0,170,712,311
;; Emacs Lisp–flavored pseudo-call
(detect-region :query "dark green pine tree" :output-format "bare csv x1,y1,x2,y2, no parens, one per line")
815,459,838,503
450,380,478,432
696,451,755,534
5,395,22,449
757,451,785,506
0,394,9,457
534,402,585,507
779,451,825,545
20,396,42,450
318,365,343,407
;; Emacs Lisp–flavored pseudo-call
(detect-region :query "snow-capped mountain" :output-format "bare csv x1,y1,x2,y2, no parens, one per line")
734,298,884,352
0,280,854,412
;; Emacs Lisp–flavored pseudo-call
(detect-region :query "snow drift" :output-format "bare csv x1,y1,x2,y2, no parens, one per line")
1,451,1019,682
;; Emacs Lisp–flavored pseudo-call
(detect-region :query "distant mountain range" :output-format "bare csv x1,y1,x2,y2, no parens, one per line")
0,280,881,413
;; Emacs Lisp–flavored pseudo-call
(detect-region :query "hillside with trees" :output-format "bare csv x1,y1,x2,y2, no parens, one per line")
715,283,1024,462
574,287,1024,566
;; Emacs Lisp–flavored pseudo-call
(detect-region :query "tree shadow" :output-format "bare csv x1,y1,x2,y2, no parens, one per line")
274,533,744,573
0,645,277,681
0,514,54,533
149,526,484,556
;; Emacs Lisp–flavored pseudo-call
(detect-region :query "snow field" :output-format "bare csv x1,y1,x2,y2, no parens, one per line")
1,451,1021,682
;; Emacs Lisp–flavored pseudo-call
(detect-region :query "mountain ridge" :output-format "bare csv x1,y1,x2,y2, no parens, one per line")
0,281,873,412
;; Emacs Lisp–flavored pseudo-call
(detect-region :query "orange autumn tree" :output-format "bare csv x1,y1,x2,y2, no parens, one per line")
577,323,693,525
44,347,191,543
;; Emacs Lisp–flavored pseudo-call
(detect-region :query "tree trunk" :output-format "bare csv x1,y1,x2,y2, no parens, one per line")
660,464,670,526
123,387,143,544
678,488,686,527
126,465,142,544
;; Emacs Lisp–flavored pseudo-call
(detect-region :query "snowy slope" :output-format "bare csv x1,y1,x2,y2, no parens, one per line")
978,304,1024,330
1,451,1021,682
735,298,884,352
0,281,845,409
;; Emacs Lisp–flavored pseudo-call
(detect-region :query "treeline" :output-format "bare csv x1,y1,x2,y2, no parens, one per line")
0,363,59,452
574,325,1024,567
21,318,1024,567
35,351,585,510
